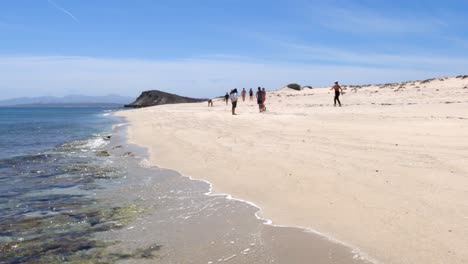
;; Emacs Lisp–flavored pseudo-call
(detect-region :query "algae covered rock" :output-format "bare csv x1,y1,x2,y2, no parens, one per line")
96,150,110,157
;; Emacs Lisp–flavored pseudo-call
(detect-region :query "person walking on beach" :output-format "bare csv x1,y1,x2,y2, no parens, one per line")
249,88,254,101
230,89,238,115
224,92,229,105
256,87,264,112
330,81,343,107
241,88,247,102
261,88,267,111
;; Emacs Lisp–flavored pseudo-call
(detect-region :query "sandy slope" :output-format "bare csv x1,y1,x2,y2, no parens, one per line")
117,76,468,264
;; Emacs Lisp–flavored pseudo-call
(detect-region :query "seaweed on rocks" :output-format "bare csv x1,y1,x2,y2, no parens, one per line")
96,150,111,157
0,139,159,263
0,197,152,263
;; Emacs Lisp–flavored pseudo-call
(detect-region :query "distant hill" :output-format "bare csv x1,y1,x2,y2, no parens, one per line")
0,94,134,106
125,90,207,108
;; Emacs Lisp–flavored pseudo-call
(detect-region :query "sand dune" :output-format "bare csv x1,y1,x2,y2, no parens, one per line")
117,76,468,264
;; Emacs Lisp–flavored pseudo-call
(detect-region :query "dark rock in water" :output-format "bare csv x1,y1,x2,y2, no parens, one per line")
286,83,302,91
96,150,111,157
125,90,207,108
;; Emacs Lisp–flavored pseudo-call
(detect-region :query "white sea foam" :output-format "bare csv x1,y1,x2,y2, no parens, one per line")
139,158,152,168
112,123,127,130
83,137,108,150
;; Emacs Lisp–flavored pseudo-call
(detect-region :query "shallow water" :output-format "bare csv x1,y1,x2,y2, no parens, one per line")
0,107,161,263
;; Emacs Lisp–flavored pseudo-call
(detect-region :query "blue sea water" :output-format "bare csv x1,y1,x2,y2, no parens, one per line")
0,107,117,159
0,107,141,263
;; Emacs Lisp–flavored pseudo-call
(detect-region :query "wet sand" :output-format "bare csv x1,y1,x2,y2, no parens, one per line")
116,76,468,264
98,124,372,264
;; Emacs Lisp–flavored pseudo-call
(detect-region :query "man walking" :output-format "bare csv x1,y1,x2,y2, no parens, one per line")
330,81,343,107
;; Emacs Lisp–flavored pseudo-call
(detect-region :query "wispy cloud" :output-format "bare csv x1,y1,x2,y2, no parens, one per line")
0,55,460,100
48,0,79,22
235,30,468,70
275,41,468,69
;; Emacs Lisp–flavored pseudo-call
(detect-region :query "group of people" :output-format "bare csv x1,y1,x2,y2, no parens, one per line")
223,87,267,115
216,81,344,115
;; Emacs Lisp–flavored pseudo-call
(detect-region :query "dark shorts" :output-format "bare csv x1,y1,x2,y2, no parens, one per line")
335,91,340,97
257,99,262,105
232,101,237,108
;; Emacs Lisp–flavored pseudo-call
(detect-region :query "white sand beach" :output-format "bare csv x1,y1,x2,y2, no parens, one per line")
117,76,468,264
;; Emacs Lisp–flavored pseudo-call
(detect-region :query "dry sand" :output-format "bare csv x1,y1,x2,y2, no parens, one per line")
117,76,468,264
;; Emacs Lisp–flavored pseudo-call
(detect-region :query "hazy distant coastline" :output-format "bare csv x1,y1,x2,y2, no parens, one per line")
1,103,125,108
0,94,134,107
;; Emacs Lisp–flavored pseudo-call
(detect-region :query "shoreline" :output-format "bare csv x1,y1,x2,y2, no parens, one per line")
188,169,378,262
116,77,468,264
103,119,373,263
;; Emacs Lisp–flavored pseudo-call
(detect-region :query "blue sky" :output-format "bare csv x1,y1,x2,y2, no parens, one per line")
1,0,468,99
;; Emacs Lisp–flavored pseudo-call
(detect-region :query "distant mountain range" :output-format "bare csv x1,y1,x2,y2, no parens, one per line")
0,94,135,106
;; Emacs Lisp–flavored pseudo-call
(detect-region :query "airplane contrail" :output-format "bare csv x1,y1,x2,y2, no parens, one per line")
48,0,79,22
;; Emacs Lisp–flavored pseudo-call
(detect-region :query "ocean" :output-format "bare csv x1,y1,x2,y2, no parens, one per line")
0,107,116,159
0,107,139,263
